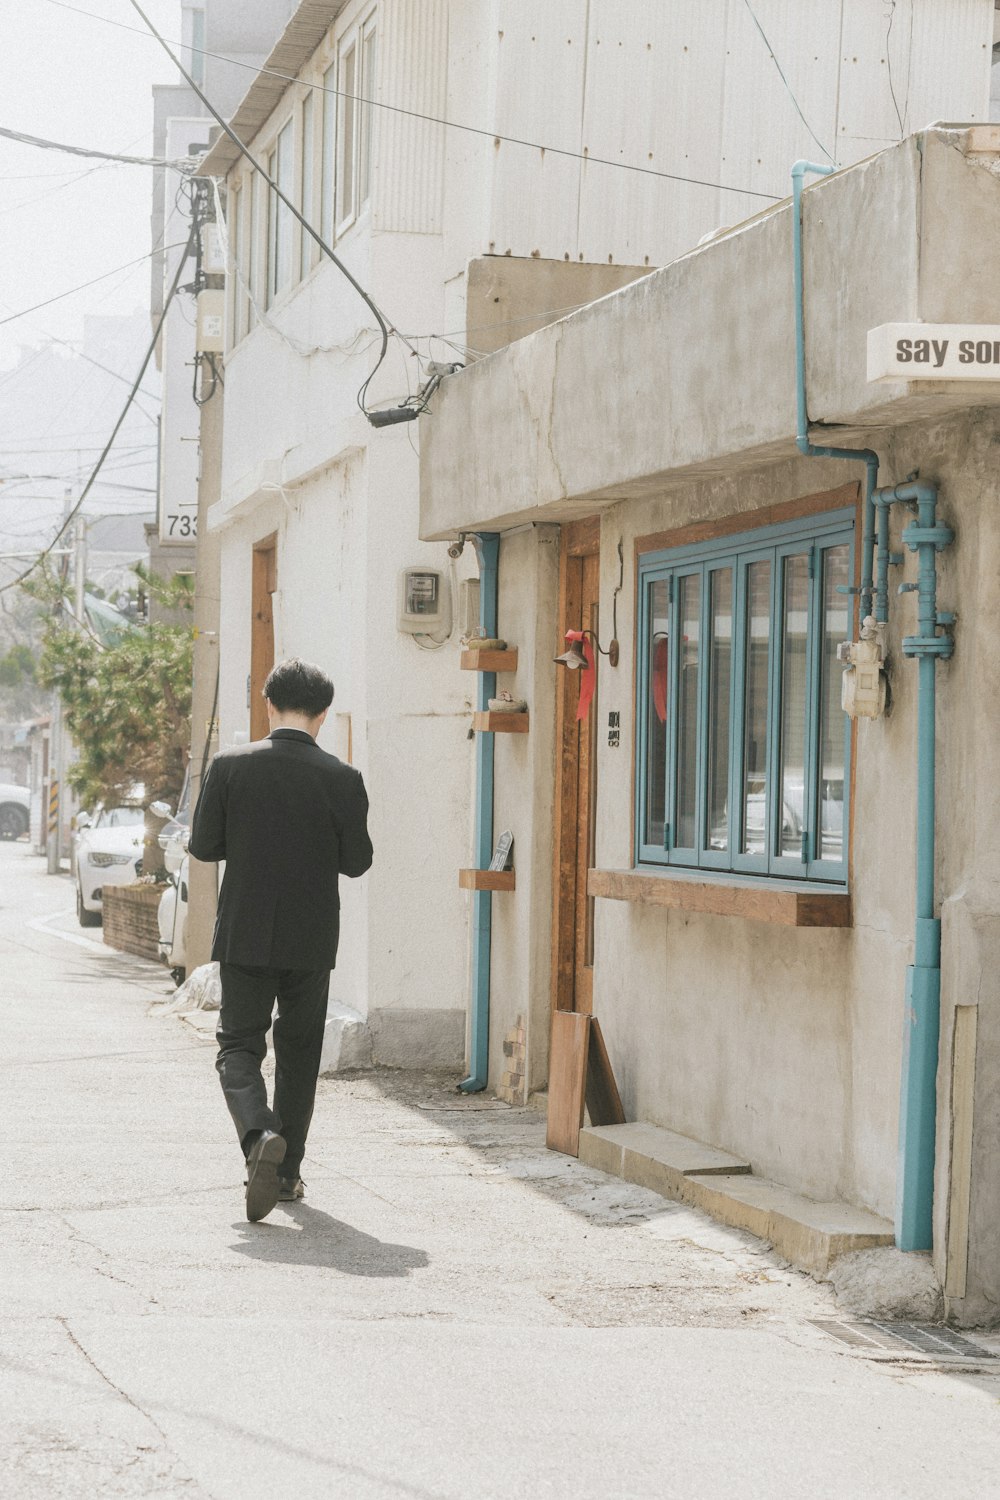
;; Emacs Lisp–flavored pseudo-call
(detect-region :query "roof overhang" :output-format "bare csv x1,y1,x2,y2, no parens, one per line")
198,2,344,178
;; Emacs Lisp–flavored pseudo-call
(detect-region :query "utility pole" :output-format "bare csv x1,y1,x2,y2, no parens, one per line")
185,177,223,967
46,492,73,873
73,515,87,626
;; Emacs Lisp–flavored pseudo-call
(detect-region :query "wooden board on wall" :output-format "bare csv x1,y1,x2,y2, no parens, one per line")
586,1016,626,1129
546,1010,591,1155
547,1012,626,1157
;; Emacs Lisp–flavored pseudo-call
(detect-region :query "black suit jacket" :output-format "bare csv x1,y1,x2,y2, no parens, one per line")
189,728,373,969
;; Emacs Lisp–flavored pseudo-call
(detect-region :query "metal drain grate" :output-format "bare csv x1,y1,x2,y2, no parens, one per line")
813,1320,998,1361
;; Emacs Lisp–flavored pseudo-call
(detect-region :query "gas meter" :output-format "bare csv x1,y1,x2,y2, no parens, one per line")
838,616,887,719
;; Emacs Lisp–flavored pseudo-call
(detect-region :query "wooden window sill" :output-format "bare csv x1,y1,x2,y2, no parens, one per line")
588,868,851,928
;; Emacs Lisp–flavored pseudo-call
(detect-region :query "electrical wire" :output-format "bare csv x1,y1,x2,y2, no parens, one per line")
884,1,907,139
0,124,194,170
0,244,186,328
127,0,398,418
741,0,836,167
44,0,784,205
0,226,194,597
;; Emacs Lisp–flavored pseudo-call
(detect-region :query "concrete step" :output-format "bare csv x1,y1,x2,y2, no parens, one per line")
579,1122,894,1275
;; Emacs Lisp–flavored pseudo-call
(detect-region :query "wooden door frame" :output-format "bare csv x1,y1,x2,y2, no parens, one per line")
550,516,601,1014
250,533,277,741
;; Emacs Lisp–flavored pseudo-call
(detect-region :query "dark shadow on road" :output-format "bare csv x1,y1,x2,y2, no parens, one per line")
230,1202,429,1277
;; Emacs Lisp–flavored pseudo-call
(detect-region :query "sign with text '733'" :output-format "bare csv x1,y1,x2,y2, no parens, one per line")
868,323,1000,382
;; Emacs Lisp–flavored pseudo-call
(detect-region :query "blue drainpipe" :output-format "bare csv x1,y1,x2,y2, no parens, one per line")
459,531,500,1093
792,161,878,617
873,482,954,1250
792,165,956,1251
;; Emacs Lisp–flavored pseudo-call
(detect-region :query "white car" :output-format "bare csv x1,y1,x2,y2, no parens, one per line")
75,804,145,927
0,782,29,841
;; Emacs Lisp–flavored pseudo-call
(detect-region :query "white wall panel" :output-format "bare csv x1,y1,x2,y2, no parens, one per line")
488,0,587,258
576,0,728,267
720,0,842,202
837,2,991,180
373,0,449,234
905,0,992,128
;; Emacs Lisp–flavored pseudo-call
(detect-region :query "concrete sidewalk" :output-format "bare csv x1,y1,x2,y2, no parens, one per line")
5,841,1000,1499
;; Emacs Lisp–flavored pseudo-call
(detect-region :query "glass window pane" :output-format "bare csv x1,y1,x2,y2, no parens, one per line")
300,93,314,280
229,184,242,342
742,560,770,854
359,23,377,205
675,574,700,849
819,544,850,861
778,554,810,858
321,61,336,242
644,580,669,848
267,122,294,302
338,43,357,225
248,171,259,327
706,567,732,851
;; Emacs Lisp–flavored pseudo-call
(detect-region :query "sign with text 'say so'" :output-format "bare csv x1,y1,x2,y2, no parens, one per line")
868,323,1000,381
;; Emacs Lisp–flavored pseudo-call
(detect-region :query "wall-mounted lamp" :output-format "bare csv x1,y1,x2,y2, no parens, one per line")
554,628,619,670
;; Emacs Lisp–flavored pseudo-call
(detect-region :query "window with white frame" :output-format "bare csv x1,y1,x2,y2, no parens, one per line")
228,181,246,345
635,507,854,884
299,91,316,280
266,119,294,306
321,7,377,240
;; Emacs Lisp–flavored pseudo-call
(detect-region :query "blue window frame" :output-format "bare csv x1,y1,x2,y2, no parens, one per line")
636,508,854,883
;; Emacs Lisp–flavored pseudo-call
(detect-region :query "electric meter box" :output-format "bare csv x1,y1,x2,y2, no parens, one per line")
397,567,451,636
196,289,225,354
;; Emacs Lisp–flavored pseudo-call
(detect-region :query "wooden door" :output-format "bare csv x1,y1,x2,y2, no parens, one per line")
552,520,601,1017
250,535,277,740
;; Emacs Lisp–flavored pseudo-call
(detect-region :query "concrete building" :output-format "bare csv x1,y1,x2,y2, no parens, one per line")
420,118,1000,1321
195,0,993,1064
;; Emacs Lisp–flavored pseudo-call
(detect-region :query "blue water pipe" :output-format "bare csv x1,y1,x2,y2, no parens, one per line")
792,161,878,618
792,165,956,1252
459,531,500,1093
872,482,954,1250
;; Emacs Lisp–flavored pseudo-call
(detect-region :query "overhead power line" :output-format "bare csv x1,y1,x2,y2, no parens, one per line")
0,228,195,597
45,0,784,204
0,244,186,328
0,123,194,170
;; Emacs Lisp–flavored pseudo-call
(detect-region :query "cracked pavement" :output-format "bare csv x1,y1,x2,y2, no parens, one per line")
3,840,1000,1499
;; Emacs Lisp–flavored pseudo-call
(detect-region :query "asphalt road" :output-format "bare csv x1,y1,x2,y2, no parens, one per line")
3,838,1000,1499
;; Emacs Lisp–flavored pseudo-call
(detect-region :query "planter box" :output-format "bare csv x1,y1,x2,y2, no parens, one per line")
102,882,165,962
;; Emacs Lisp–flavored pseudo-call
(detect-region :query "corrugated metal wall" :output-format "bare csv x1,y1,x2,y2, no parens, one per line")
374,0,449,234
483,0,993,267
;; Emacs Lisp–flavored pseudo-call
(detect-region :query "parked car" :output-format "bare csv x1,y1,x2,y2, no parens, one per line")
74,803,145,927
0,781,30,841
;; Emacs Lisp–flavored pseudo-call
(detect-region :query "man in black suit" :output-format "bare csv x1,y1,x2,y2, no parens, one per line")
190,657,373,1222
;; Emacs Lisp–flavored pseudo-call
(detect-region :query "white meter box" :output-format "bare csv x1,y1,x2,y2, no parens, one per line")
868,323,1000,382
196,289,225,354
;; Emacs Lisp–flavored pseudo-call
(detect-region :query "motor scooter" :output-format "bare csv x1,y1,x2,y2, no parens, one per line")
156,819,189,986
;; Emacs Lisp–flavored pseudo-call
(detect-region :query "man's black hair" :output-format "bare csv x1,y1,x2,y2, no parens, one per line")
263,658,334,717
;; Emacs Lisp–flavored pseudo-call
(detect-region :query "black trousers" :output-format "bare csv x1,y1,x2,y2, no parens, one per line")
216,964,330,1178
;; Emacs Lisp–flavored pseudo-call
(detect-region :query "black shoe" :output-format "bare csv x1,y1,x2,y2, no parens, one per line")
245,1130,286,1222
278,1176,305,1202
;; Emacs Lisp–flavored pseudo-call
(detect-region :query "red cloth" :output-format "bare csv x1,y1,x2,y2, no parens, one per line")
652,637,669,723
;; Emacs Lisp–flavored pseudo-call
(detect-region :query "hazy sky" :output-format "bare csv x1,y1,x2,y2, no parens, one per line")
0,0,181,374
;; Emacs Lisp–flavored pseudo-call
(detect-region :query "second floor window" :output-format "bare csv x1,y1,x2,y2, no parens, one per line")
636,506,855,884
323,8,377,239
266,120,294,306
